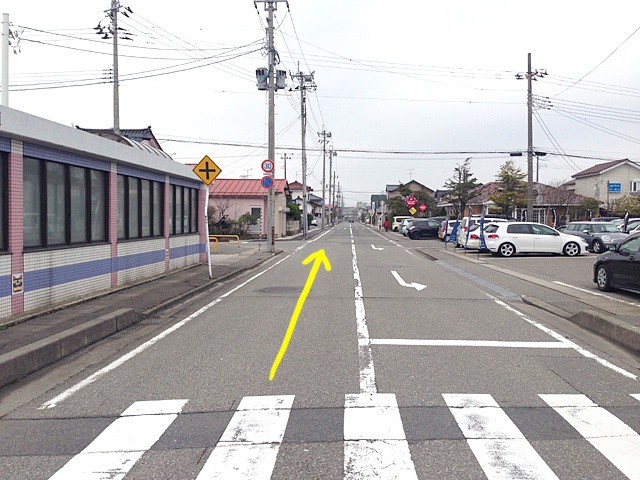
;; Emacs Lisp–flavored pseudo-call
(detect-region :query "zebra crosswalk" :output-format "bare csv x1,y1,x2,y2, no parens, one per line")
45,392,640,480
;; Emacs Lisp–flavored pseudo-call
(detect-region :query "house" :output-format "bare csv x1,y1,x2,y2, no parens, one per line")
76,126,164,151
208,178,290,237
386,180,434,199
461,181,591,226
570,159,640,213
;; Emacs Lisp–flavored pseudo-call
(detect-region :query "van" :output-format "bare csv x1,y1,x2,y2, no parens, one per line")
392,216,413,232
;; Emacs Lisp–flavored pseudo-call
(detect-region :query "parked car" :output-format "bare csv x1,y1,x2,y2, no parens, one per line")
593,232,640,294
407,219,440,239
392,216,413,232
562,221,628,253
438,219,457,241
591,216,621,222
484,222,588,257
453,215,515,247
611,218,640,233
399,218,415,236
458,218,513,249
311,218,318,226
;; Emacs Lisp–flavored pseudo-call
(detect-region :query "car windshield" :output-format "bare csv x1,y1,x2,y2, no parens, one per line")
592,224,620,233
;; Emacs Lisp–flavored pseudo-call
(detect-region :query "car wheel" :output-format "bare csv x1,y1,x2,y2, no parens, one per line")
563,242,580,257
596,264,612,291
592,239,604,253
498,243,516,257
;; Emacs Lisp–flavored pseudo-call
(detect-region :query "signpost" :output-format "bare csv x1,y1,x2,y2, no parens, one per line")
192,155,222,279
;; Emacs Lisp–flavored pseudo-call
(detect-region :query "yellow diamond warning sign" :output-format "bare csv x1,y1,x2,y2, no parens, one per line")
193,155,221,185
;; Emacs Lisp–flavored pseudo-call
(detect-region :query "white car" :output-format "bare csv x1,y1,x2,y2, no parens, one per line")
484,222,588,257
458,219,513,250
310,218,318,226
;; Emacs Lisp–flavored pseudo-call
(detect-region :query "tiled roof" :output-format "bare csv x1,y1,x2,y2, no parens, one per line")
209,178,289,196
572,159,639,179
464,181,589,206
76,126,162,150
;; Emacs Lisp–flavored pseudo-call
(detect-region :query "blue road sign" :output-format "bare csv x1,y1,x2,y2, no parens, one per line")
261,176,274,189
608,182,622,193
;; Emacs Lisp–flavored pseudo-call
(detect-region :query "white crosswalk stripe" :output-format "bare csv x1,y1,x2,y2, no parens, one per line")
196,395,294,480
48,399,188,480
443,394,559,480
343,393,418,479
540,394,640,480
43,392,640,479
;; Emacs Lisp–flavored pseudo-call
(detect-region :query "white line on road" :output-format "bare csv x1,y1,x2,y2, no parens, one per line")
391,270,427,291
540,394,640,480
350,225,377,394
371,339,571,348
553,281,640,308
370,244,384,250
48,399,188,480
196,395,294,480
493,298,637,380
444,394,559,480
344,393,418,479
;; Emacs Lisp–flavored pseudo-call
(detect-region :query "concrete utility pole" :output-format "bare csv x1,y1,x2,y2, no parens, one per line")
255,1,287,252
109,0,120,134
318,129,331,229
2,13,9,107
329,149,337,225
516,53,547,222
281,153,291,180
292,68,316,238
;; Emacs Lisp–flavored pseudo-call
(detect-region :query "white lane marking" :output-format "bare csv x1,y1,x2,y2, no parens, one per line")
48,399,187,480
371,339,570,348
39,230,334,410
371,244,384,250
540,394,640,480
344,393,418,479
196,395,294,480
493,298,637,380
350,225,377,394
391,270,427,291
632,394,640,402
554,281,640,308
444,394,559,480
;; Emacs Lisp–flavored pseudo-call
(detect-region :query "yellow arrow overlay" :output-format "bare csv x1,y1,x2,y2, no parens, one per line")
269,249,332,381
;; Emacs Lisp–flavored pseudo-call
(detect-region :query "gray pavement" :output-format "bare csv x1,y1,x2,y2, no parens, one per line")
0,240,280,390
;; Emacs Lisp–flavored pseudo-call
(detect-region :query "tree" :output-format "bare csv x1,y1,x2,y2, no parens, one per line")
443,158,478,218
611,195,640,217
490,160,527,216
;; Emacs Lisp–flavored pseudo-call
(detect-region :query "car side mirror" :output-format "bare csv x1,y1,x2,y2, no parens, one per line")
582,229,591,234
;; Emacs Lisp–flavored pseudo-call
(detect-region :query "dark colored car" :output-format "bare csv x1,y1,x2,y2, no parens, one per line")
593,232,640,294
563,221,628,253
407,219,440,239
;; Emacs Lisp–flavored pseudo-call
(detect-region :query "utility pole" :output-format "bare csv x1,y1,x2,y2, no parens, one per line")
255,0,287,252
318,129,331,229
516,53,547,222
292,68,316,238
2,14,9,107
329,149,337,226
281,153,291,180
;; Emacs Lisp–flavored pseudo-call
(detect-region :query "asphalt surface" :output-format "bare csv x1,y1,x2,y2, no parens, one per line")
1,225,639,391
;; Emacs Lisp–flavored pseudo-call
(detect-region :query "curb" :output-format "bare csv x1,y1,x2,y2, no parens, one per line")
0,252,280,390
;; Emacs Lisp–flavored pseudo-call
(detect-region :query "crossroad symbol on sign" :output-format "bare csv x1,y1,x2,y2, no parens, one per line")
193,155,221,185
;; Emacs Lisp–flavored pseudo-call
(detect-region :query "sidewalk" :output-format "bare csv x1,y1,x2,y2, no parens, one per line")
0,241,279,390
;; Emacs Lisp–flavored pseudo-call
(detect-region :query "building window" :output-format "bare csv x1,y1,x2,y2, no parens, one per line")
23,157,43,248
631,180,640,193
169,184,198,235
0,153,7,251
23,157,109,248
117,174,164,240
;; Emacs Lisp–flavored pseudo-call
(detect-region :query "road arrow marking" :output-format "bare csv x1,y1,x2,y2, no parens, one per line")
270,249,331,381
371,244,384,250
391,271,426,291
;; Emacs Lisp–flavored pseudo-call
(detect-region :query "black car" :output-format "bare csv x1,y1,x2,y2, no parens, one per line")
407,219,440,239
563,221,628,253
593,232,640,294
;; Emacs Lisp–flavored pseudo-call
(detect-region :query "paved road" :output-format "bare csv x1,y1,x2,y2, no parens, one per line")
1,224,639,479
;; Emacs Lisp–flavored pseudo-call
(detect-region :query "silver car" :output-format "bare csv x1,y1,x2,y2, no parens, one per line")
563,221,628,253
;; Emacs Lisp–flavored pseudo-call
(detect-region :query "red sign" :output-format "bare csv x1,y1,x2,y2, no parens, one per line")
405,195,417,208
261,159,275,173
261,176,274,189
419,203,427,212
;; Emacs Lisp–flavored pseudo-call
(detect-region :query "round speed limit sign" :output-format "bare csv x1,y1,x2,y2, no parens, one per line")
261,159,275,173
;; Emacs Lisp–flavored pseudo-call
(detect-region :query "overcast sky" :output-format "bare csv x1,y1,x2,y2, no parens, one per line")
5,1,640,206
